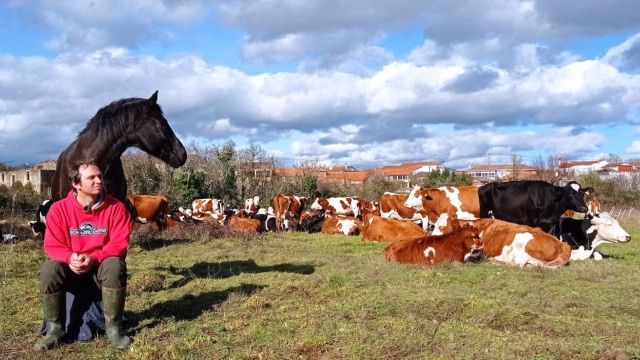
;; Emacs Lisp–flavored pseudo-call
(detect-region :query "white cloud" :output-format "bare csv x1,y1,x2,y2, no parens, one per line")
625,140,640,154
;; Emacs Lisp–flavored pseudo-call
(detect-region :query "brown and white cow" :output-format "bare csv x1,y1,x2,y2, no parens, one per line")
403,185,480,234
456,218,571,268
127,195,169,231
192,198,226,215
562,199,601,219
380,192,430,230
321,215,363,236
361,200,381,216
383,225,485,266
273,194,307,232
362,213,427,243
311,197,362,217
244,196,261,213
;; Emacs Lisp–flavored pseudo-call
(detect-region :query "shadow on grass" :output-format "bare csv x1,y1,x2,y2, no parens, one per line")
131,237,193,251
156,260,316,289
127,283,266,332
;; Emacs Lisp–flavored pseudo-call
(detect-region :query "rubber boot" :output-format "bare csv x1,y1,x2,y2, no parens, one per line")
34,292,66,351
102,287,132,349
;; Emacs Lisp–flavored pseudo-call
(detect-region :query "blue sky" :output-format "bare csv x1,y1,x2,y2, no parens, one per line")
1,0,640,170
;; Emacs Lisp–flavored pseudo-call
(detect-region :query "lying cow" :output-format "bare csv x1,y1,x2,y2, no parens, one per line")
300,214,325,234
380,192,429,230
562,199,601,219
192,198,227,215
321,215,363,236
311,196,362,218
362,214,427,243
361,200,381,216
456,218,571,268
383,225,485,266
549,212,630,261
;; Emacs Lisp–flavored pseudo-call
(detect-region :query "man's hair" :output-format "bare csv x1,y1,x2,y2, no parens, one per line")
68,160,100,184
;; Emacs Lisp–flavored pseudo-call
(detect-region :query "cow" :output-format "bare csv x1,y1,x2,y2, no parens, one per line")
548,212,630,261
192,198,227,215
127,195,169,231
321,215,363,236
380,192,429,230
478,181,594,232
383,225,485,266
273,194,307,232
244,196,261,213
362,214,427,243
247,212,277,232
361,200,381,216
311,197,362,218
403,185,480,234
28,199,53,236
562,199,601,219
300,214,325,233
456,218,571,268
227,215,261,234
0,219,19,243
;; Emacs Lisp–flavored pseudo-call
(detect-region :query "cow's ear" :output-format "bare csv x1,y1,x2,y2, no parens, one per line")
583,187,595,195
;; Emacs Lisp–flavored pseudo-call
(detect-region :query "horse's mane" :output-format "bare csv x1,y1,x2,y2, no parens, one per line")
77,97,164,143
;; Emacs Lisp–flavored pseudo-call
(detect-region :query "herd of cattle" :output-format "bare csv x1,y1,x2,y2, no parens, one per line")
25,180,632,268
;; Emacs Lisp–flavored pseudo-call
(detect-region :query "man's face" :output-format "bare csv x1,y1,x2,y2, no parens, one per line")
72,164,103,196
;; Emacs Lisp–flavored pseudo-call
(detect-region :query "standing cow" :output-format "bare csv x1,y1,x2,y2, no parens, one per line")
273,194,307,232
479,181,594,232
403,185,480,234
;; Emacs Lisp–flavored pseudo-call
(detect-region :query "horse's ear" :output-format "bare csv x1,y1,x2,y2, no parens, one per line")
149,90,158,104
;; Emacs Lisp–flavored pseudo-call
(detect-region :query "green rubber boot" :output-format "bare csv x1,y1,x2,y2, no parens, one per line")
34,292,66,351
102,287,132,349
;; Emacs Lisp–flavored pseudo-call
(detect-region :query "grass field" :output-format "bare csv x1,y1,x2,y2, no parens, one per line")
1,220,640,360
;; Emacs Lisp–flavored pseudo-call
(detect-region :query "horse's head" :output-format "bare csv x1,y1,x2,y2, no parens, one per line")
135,91,187,168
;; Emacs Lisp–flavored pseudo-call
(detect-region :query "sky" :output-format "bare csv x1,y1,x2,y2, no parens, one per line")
1,0,640,171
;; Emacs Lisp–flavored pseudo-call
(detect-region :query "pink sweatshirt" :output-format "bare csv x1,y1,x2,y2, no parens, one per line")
44,190,131,264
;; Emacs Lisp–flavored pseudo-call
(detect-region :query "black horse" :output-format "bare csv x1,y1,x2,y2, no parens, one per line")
51,91,187,204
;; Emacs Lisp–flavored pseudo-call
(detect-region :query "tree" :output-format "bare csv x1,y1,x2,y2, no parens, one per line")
605,153,622,164
508,154,523,181
215,140,238,205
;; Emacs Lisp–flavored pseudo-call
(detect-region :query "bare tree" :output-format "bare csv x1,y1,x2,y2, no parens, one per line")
605,153,622,164
508,154,523,181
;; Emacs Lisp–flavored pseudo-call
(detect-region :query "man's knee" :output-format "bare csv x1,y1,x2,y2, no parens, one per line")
98,257,127,289
38,260,69,294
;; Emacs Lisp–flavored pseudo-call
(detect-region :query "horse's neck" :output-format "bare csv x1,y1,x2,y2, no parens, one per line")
76,132,131,171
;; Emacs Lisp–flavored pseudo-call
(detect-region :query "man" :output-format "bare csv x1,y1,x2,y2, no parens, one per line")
35,161,132,351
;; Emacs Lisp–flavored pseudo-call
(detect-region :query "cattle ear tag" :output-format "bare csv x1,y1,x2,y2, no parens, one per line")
585,191,590,195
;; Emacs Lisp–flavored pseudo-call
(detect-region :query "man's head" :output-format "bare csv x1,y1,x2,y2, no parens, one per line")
69,161,103,196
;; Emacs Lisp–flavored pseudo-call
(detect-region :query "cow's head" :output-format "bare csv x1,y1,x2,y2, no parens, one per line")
591,212,631,243
29,220,46,236
404,185,434,210
562,181,593,213
310,198,324,210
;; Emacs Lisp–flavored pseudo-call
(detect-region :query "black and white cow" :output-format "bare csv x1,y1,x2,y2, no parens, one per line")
247,212,277,232
479,181,594,232
28,199,53,236
549,212,630,260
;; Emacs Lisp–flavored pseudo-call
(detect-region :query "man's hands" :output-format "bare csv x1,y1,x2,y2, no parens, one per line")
69,253,96,274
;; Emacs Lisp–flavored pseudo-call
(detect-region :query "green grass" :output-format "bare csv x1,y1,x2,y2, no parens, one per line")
2,224,640,359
